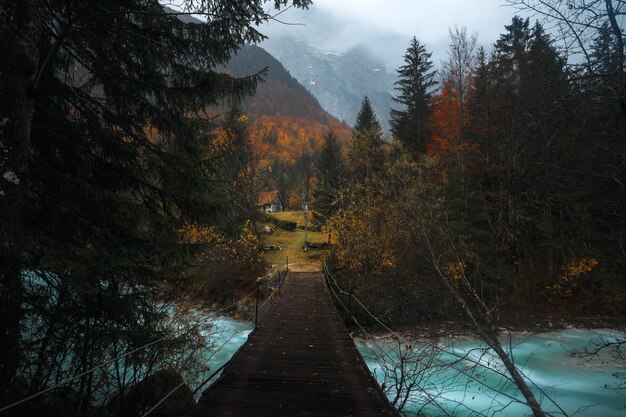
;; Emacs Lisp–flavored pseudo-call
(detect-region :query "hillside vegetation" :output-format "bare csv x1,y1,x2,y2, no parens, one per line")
225,45,352,207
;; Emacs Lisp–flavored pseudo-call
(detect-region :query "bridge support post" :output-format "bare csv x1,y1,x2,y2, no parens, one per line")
348,290,353,330
255,283,260,329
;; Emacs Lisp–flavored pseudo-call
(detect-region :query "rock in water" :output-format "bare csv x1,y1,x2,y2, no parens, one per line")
106,368,195,417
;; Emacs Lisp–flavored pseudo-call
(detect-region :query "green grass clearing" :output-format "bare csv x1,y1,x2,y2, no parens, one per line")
268,210,316,227
259,211,328,272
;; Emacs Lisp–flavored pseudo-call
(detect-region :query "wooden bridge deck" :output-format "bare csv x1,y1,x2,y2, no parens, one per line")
190,271,398,417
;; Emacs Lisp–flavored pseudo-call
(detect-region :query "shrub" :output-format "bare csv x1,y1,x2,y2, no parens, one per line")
260,213,297,231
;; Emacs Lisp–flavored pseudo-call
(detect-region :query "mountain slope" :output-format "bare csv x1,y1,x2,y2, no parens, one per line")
261,37,396,131
167,9,351,207
223,44,352,207
227,45,332,123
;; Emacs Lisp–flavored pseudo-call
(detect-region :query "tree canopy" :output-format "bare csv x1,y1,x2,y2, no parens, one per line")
390,37,437,154
348,97,385,182
0,0,310,410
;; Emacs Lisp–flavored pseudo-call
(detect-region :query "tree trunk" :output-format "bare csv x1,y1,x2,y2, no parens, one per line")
604,0,625,117
462,301,546,417
432,251,547,417
482,330,546,417
0,0,40,404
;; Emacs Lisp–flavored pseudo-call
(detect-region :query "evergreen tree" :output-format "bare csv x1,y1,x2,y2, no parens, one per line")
465,17,576,289
589,22,624,105
313,132,345,220
348,97,385,182
0,0,311,406
506,0,625,117
492,16,531,81
354,96,383,133
466,46,497,159
217,102,258,236
390,37,437,154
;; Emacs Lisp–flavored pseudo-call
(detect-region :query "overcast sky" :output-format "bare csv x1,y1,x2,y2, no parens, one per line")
260,0,524,69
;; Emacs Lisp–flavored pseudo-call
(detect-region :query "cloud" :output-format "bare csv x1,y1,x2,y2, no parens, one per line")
260,0,520,69
312,0,515,41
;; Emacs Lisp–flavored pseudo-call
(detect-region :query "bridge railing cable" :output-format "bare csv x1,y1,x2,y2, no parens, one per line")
141,309,257,417
322,263,569,417
141,268,288,417
323,264,400,366
0,286,259,415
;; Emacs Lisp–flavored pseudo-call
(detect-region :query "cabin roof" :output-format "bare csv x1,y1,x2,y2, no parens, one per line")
258,190,282,206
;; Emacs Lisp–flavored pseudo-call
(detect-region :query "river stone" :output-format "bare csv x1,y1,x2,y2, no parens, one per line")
106,368,195,417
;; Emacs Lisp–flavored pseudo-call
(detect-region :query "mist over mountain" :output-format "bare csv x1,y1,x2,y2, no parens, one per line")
262,37,396,131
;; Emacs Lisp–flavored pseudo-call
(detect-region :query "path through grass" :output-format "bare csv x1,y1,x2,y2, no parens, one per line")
259,211,328,272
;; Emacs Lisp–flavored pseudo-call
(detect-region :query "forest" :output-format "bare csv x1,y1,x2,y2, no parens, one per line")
323,16,626,327
0,0,624,417
316,5,626,415
0,1,311,415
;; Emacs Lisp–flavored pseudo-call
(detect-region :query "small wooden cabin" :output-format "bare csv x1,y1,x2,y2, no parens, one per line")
258,191,284,213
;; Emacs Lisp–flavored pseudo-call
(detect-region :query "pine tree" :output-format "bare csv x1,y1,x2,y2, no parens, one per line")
348,97,385,182
390,37,437,154
0,0,311,405
354,96,383,133
313,132,345,220
589,22,624,105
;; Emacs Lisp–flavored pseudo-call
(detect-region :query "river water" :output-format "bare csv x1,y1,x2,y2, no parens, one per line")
205,319,624,416
196,316,254,388
356,328,625,417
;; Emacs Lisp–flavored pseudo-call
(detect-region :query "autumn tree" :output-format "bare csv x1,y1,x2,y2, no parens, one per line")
331,144,439,322
390,37,437,155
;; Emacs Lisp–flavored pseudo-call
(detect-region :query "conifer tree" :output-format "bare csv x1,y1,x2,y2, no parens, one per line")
348,97,385,182
354,96,383,133
390,37,437,154
0,0,311,405
590,22,624,102
313,132,345,220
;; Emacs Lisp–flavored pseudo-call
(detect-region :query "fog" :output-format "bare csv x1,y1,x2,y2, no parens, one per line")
259,0,520,70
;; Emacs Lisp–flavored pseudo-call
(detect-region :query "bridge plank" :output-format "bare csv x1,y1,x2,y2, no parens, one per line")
190,271,398,417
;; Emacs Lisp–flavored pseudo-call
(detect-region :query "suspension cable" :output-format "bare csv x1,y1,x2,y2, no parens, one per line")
141,273,287,417
322,263,567,417
142,310,257,417
0,287,258,414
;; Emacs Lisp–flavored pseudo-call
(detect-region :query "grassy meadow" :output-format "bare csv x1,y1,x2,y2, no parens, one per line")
259,211,328,272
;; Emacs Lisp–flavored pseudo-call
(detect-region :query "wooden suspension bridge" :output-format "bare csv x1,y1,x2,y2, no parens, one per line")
189,271,399,417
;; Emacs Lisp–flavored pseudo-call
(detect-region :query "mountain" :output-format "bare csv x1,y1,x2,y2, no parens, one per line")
165,9,353,206
222,44,352,207
226,45,345,126
224,44,352,151
261,37,396,132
